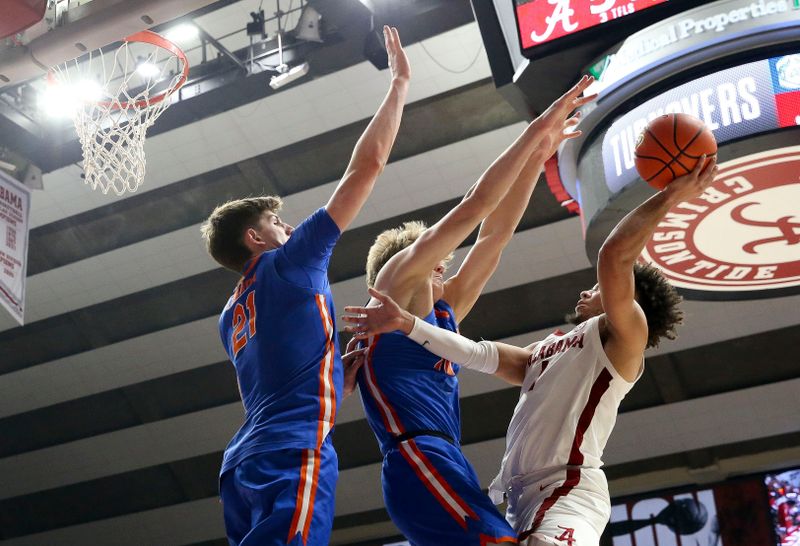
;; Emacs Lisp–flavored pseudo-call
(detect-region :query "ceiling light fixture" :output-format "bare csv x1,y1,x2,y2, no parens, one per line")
38,79,102,118
269,62,309,90
267,29,310,90
135,61,160,78
164,23,199,43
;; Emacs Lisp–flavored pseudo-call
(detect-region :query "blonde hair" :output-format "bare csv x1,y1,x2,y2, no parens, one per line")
366,221,453,287
366,221,427,287
200,196,283,272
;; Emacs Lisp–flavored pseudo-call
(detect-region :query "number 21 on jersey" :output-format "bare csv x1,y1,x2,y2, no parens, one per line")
232,290,257,356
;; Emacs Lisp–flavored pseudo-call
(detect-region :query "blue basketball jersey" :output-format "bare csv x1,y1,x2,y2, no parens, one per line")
358,300,462,453
219,208,342,475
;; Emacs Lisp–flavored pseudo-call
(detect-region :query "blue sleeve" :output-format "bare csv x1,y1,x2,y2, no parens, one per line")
275,207,341,290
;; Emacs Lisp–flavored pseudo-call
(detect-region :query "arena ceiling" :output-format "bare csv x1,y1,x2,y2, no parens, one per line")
0,1,798,544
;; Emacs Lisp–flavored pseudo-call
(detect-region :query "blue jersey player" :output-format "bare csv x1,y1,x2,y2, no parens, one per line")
200,27,410,546
349,76,597,545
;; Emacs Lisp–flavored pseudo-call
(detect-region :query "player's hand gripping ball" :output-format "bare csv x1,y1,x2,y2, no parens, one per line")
634,113,717,190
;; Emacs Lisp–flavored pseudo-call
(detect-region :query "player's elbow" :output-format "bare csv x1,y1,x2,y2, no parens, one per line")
460,192,496,221
478,229,513,248
495,345,528,386
598,238,634,266
496,359,525,387
351,154,386,179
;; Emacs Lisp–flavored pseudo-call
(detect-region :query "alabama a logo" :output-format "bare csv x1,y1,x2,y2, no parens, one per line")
529,0,578,43
642,146,800,299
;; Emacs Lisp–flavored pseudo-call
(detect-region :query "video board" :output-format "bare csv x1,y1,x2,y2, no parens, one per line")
602,52,800,194
514,0,671,50
766,468,800,545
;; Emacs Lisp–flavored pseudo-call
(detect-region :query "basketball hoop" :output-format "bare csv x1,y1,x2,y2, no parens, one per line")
48,31,189,196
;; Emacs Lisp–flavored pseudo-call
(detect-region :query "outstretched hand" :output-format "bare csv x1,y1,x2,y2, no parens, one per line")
342,287,414,340
384,26,410,83
342,337,367,399
664,154,718,202
535,74,598,158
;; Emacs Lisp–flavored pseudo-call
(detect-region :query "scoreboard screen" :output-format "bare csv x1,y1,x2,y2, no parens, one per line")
602,52,800,193
515,0,671,50
765,468,800,546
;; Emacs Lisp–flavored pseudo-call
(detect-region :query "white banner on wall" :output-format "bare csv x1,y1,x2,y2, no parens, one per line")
0,169,31,325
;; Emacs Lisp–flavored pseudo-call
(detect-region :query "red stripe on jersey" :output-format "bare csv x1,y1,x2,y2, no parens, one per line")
314,294,336,447
568,368,612,466
362,336,406,435
302,449,322,542
287,449,309,541
398,440,478,529
407,440,478,521
288,449,320,544
522,368,613,537
361,330,478,529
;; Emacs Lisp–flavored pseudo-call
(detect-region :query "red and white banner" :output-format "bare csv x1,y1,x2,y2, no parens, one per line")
516,0,670,49
0,169,30,325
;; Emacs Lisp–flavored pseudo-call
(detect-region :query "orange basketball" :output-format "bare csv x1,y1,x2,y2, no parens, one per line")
634,113,717,190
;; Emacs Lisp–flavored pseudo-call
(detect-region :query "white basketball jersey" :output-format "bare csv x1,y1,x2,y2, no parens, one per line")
490,315,642,500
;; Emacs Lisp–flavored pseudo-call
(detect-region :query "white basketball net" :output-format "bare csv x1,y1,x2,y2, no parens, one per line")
50,36,187,196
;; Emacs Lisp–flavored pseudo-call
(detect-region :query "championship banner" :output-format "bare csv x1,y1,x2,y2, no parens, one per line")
0,169,31,325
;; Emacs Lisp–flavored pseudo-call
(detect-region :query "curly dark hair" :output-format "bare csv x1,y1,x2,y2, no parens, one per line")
633,262,684,348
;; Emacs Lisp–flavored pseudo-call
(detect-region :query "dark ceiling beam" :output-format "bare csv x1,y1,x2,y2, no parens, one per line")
0,94,41,139
187,541,229,546
0,362,241,457
647,353,718,470
0,94,45,158
648,354,688,405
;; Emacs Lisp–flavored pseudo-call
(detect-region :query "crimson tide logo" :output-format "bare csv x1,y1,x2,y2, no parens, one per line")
642,147,800,298
515,0,668,49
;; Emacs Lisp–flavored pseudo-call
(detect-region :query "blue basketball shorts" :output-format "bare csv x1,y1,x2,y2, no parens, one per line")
220,438,338,546
382,435,518,545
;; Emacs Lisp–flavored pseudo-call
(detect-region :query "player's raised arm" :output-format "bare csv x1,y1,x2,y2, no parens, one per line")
597,156,718,379
325,26,410,232
343,288,531,385
443,78,596,320
375,76,596,304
